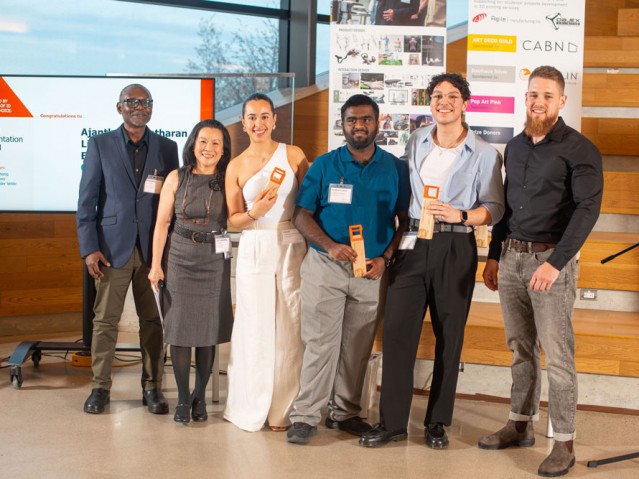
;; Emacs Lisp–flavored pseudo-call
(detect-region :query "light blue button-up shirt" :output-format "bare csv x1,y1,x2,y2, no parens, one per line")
403,122,505,225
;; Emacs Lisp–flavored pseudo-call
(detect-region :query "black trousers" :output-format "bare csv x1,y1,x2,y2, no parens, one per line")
380,231,477,430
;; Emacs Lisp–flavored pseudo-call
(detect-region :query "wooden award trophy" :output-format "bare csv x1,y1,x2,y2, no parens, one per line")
475,224,489,248
264,167,286,193
418,185,440,240
349,224,367,277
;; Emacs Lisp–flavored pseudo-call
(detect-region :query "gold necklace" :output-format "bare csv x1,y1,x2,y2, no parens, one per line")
434,127,467,149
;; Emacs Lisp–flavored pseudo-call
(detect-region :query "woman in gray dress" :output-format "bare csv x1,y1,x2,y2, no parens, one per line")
149,119,233,423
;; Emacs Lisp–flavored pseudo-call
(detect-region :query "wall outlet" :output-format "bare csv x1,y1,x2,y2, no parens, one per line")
580,289,598,301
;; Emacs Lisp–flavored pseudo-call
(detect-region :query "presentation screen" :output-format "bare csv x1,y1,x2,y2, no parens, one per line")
0,74,214,212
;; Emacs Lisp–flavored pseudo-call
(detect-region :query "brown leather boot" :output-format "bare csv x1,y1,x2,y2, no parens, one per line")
538,440,575,477
478,420,535,450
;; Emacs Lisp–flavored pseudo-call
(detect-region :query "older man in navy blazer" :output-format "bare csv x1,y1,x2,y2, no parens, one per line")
77,84,179,414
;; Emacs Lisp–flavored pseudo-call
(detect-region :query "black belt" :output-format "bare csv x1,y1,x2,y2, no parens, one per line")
408,218,473,234
173,224,219,243
504,238,556,253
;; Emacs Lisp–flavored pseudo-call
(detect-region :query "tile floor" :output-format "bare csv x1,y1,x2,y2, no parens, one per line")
2,332,639,479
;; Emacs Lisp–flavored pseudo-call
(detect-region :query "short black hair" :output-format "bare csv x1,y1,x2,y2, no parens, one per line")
426,73,471,101
242,93,275,116
340,94,380,121
182,119,231,175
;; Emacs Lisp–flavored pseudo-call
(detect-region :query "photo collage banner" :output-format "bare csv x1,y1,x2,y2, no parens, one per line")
465,0,586,153
328,0,448,157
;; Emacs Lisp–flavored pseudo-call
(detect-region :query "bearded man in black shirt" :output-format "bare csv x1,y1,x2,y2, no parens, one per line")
478,66,603,478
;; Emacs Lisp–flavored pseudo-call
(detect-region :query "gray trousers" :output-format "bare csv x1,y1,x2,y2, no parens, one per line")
498,247,578,441
91,246,164,391
290,248,382,426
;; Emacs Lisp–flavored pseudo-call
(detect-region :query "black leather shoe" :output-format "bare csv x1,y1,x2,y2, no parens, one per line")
426,423,449,449
174,404,190,424
142,389,169,415
325,416,373,436
84,388,110,414
359,423,408,448
191,398,208,422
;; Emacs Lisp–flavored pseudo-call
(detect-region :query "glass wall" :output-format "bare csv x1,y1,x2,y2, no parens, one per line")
1,0,282,111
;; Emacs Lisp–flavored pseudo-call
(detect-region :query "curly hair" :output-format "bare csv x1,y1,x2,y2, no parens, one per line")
426,73,471,101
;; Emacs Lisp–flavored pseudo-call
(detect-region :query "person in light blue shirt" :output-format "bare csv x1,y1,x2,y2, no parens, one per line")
361,73,504,449
287,94,409,445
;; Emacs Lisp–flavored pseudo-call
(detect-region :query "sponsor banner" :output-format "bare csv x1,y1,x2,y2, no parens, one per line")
467,95,515,114
328,0,447,157
0,75,214,212
466,0,585,150
469,125,515,144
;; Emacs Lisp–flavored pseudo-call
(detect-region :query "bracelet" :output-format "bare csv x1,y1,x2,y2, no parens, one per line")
246,209,257,221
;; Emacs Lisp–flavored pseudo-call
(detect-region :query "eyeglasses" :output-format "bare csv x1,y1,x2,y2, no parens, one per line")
121,98,154,108
430,93,462,103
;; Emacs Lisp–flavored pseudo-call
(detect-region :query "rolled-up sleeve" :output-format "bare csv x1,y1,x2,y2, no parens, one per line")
476,149,505,226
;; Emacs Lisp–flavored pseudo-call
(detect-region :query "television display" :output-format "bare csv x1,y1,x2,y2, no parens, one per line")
0,75,214,212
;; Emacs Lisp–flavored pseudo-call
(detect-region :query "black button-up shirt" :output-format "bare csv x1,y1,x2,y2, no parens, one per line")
122,126,149,187
488,117,603,271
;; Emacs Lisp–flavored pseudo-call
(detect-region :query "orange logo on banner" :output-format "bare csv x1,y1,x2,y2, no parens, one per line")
0,77,33,117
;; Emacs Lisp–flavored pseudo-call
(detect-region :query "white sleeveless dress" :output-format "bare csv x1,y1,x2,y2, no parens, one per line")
224,143,306,431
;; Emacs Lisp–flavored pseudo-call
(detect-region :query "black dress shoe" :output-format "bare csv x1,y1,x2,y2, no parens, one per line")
359,423,408,448
191,398,208,422
426,423,449,449
142,389,169,415
84,388,110,414
174,404,190,424
325,416,373,436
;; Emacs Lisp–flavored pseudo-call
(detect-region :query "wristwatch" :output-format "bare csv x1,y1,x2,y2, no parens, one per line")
383,254,393,268
460,210,468,224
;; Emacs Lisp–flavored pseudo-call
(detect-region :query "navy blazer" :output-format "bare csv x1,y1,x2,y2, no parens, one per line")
76,125,179,268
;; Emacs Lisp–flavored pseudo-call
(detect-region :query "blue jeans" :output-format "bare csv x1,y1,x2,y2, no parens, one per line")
498,247,578,441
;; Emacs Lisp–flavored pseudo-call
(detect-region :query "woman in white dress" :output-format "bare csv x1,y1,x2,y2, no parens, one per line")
224,93,309,431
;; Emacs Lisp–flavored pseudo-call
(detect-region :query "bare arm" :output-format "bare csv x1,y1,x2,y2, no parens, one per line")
427,202,492,226
225,158,277,229
292,206,356,262
287,144,310,186
148,169,178,288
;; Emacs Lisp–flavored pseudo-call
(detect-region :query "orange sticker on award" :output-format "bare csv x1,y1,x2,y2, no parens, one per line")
418,185,439,240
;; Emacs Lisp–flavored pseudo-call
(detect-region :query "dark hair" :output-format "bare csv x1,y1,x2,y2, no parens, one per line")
340,94,380,121
242,93,275,116
119,83,151,102
426,73,471,101
529,65,565,94
182,119,231,174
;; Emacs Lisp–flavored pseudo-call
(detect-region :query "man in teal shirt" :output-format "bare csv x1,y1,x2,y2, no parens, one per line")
287,94,409,445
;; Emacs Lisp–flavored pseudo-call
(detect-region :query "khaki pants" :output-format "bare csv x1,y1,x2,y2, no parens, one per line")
91,246,164,391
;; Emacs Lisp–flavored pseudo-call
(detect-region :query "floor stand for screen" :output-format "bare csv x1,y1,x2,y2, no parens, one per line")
8,266,140,389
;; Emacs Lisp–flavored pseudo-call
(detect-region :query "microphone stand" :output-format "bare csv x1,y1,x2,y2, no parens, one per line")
587,241,639,468
600,242,639,264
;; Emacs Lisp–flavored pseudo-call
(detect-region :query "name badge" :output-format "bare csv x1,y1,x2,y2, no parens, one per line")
328,183,353,204
143,175,164,194
398,231,418,250
280,229,305,245
215,234,232,259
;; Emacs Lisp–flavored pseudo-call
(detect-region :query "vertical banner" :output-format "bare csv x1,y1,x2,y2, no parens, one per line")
329,0,447,157
465,0,585,152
